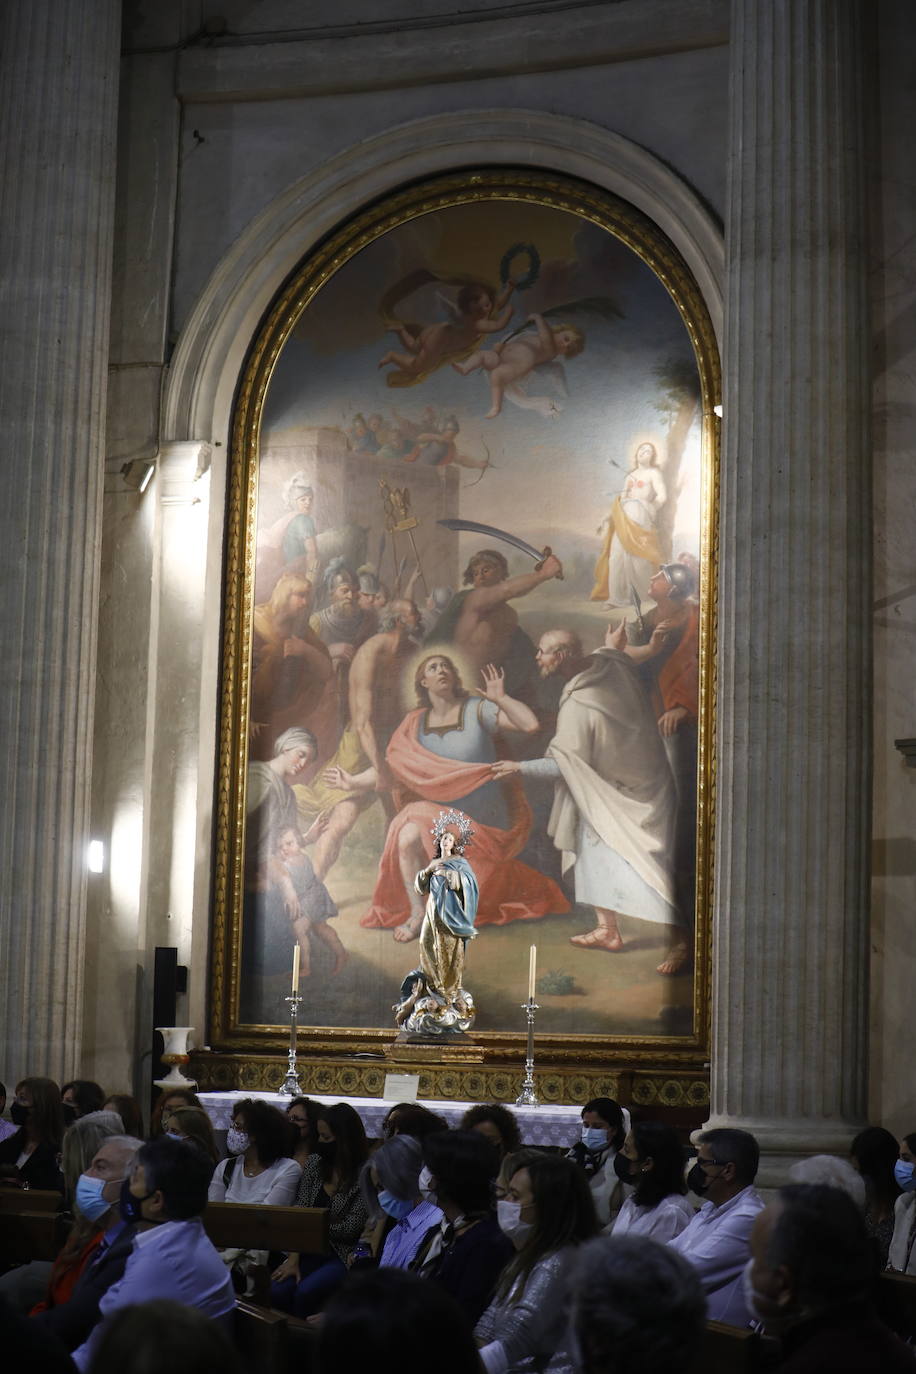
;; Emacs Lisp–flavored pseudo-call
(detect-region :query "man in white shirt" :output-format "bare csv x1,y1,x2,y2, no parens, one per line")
668,1127,764,1326
72,1135,235,1370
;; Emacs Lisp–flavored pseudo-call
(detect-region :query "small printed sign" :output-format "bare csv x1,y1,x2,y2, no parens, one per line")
383,1072,420,1103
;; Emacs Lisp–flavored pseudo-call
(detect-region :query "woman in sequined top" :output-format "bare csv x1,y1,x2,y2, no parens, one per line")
475,1154,599,1374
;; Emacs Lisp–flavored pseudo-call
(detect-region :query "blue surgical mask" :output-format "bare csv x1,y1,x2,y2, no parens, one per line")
581,1127,607,1152
76,1174,112,1223
378,1189,414,1221
895,1160,916,1192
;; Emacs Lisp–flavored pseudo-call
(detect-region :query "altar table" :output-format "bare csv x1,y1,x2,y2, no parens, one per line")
198,1090,583,1148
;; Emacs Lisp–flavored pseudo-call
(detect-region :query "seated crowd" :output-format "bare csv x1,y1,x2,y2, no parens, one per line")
1,1075,915,1372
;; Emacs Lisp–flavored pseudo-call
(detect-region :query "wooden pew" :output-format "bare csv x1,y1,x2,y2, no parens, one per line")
879,1269,916,1342
692,1321,779,1374
202,1202,329,1256
0,1208,69,1265
235,1299,319,1374
202,1203,330,1306
0,1187,63,1213
235,1299,290,1374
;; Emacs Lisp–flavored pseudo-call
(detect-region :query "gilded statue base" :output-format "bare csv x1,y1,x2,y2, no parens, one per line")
384,1033,485,1064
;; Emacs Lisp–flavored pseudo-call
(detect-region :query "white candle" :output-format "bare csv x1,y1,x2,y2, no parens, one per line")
528,944,537,1002
292,943,300,994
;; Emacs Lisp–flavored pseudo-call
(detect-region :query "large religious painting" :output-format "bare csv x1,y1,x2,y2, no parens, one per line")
213,171,719,1069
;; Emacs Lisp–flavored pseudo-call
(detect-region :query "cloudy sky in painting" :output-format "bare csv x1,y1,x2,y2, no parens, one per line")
262,201,703,559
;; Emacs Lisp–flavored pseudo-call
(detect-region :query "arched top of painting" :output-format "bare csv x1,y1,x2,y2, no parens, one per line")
247,170,718,444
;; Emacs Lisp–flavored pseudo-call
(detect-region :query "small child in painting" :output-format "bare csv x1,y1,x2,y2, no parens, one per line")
273,825,347,977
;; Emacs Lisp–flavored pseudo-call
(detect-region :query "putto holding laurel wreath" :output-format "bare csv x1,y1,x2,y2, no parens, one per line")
393,809,479,1037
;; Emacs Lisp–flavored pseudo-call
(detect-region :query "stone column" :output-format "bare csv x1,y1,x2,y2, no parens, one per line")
0,2,121,1080
709,0,870,1174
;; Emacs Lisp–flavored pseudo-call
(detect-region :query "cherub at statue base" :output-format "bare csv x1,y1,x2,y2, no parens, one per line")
386,968,484,1061
393,968,476,1038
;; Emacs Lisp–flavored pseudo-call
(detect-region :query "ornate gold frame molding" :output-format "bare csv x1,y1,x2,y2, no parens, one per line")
211,166,720,1086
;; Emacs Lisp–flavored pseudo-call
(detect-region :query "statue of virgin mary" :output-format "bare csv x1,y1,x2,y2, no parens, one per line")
393,809,479,1036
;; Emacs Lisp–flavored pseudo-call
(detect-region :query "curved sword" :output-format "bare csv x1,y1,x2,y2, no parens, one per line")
437,518,563,580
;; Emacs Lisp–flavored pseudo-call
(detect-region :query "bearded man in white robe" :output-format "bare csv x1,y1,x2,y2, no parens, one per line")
492,627,688,975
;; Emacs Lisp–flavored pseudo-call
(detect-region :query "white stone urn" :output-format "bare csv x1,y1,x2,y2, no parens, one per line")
154,1026,197,1088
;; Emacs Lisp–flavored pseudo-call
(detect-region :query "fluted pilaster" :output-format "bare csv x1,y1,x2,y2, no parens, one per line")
0,2,121,1080
710,0,871,1168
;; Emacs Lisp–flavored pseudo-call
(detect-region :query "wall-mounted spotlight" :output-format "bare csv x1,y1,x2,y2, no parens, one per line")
121,458,156,493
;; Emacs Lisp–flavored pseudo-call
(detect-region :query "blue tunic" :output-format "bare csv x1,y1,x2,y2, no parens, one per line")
417,698,508,829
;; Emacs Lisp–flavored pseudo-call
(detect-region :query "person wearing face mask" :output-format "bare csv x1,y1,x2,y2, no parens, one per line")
610,1121,693,1243
286,1094,322,1167
476,1154,599,1373
161,1105,220,1164
149,1086,203,1137
411,1130,513,1325
357,1133,443,1268
70,1135,236,1371
207,1098,299,1205
565,1097,630,1226
61,1080,106,1122
30,1135,143,1350
270,1101,370,1316
0,1075,65,1191
0,1110,123,1313
667,1127,764,1327
887,1130,916,1274
746,1183,914,1371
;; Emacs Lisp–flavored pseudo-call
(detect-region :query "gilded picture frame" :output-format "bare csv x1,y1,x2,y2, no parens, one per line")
210,169,720,1081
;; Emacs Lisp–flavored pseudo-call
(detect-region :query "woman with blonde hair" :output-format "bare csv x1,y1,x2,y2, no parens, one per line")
591,440,669,606
162,1105,220,1165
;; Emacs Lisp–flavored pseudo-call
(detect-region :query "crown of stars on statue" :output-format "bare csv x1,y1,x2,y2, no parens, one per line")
431,809,474,854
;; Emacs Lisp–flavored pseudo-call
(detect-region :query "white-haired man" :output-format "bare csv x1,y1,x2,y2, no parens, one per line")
492,626,686,975
32,1135,143,1352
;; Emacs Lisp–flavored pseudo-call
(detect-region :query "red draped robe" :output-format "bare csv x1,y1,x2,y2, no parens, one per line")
362,709,569,928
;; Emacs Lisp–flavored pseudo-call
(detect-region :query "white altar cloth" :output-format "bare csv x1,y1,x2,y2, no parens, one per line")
198,1090,583,1147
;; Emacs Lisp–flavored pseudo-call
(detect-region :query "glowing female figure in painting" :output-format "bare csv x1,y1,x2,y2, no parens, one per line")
591,441,668,607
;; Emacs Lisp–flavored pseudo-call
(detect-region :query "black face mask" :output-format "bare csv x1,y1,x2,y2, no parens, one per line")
10,1101,29,1127
686,1162,709,1196
119,1177,158,1224
613,1152,636,1183
314,1139,337,1164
